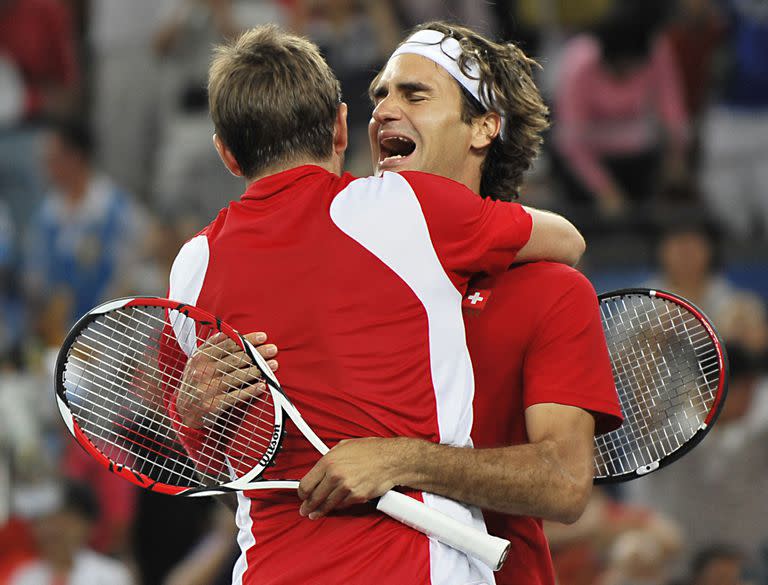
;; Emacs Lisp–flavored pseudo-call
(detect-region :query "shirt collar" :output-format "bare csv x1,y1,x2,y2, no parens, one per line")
241,165,333,201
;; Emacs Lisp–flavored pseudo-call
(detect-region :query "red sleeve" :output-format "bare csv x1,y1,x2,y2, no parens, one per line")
523,271,623,434
399,171,532,285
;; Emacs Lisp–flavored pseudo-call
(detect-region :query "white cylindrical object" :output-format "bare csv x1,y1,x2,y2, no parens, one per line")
376,490,510,571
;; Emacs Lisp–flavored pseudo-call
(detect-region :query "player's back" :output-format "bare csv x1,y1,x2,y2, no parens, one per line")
169,165,532,585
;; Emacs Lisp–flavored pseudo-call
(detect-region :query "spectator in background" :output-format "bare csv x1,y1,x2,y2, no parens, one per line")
552,0,689,221
0,0,80,235
627,342,768,561
545,488,681,585
152,0,244,220
0,201,23,368
8,479,133,585
701,0,768,238
645,216,768,354
688,545,750,585
23,120,146,346
391,0,497,38
663,0,726,169
290,0,401,173
60,443,137,558
89,0,176,200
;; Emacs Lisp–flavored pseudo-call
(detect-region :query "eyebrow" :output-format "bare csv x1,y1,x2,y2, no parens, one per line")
370,81,433,101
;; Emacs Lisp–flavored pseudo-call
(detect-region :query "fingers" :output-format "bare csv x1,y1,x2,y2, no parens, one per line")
255,343,277,360
297,462,325,504
198,332,249,361
177,330,278,429
214,382,267,414
220,365,266,389
304,484,352,520
299,473,339,519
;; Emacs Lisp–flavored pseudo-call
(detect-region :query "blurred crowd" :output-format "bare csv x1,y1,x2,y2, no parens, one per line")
0,0,767,584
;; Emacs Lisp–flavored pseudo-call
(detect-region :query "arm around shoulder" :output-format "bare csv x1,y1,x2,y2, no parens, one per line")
514,207,585,266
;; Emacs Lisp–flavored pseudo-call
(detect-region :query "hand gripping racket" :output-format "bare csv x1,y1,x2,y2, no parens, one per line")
593,288,729,483
54,297,510,570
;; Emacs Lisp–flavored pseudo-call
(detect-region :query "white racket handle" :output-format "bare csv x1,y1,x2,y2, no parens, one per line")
376,490,510,570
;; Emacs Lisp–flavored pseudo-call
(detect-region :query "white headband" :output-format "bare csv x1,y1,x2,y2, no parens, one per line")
389,29,505,140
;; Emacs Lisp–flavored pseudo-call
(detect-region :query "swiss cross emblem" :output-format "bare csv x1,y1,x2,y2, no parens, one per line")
462,289,491,310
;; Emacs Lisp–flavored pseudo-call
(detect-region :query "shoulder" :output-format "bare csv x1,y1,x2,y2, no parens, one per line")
469,263,597,323
485,262,595,298
330,171,478,223
398,170,477,198
168,223,217,303
333,171,469,200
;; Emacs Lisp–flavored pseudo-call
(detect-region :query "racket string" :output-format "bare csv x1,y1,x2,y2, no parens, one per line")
594,294,721,479
63,305,280,488
70,329,275,462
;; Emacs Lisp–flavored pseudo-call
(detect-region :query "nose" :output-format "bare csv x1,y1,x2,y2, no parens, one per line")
372,94,402,125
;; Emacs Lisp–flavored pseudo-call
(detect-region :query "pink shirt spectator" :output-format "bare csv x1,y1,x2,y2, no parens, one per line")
555,35,688,196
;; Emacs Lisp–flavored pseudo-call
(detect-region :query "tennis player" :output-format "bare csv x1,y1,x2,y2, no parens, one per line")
295,23,624,585
168,25,586,585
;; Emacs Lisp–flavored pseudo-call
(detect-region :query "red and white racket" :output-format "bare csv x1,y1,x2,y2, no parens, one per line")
54,297,510,570
594,288,729,483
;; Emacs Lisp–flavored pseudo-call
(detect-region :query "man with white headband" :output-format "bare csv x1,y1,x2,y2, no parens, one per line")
296,22,623,585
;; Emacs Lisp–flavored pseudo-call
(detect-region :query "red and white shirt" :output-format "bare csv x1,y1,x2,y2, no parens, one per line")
464,262,623,585
168,165,533,585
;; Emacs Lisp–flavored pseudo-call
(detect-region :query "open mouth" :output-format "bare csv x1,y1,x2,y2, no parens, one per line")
379,135,416,169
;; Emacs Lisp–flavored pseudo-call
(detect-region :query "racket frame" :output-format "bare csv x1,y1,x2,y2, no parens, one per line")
54,296,291,496
593,287,729,484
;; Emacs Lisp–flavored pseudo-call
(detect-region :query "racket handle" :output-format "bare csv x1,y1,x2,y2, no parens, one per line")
376,490,510,571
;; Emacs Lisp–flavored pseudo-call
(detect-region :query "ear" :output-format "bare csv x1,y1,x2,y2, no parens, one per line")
213,134,244,178
470,112,502,151
333,103,349,156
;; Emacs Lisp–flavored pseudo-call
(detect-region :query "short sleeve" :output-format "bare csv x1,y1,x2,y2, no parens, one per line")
399,171,532,282
523,272,623,434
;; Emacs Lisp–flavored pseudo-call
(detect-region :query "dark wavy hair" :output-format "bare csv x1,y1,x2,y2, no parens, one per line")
374,22,549,201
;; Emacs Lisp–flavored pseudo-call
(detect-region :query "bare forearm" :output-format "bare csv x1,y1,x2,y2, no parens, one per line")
390,438,592,523
297,407,595,522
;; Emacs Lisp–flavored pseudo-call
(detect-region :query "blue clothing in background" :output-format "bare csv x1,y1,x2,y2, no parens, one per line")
26,175,137,324
722,0,768,108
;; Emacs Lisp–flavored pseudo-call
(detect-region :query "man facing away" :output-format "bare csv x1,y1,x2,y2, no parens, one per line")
294,22,623,585
168,24,586,585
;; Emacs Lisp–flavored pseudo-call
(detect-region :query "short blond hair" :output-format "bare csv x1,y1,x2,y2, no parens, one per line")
208,25,342,178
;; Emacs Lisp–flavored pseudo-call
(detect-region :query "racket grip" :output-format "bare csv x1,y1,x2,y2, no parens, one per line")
376,490,510,571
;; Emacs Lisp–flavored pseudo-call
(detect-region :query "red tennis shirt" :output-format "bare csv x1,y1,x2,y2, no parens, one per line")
464,262,623,585
168,165,533,585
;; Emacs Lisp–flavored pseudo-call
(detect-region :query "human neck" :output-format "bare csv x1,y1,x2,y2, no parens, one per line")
453,156,483,195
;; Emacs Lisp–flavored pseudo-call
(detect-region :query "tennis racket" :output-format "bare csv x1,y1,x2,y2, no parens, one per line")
593,288,728,483
54,296,510,570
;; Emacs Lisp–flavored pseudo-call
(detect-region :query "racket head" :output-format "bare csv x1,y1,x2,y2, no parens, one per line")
594,288,729,484
54,297,286,496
